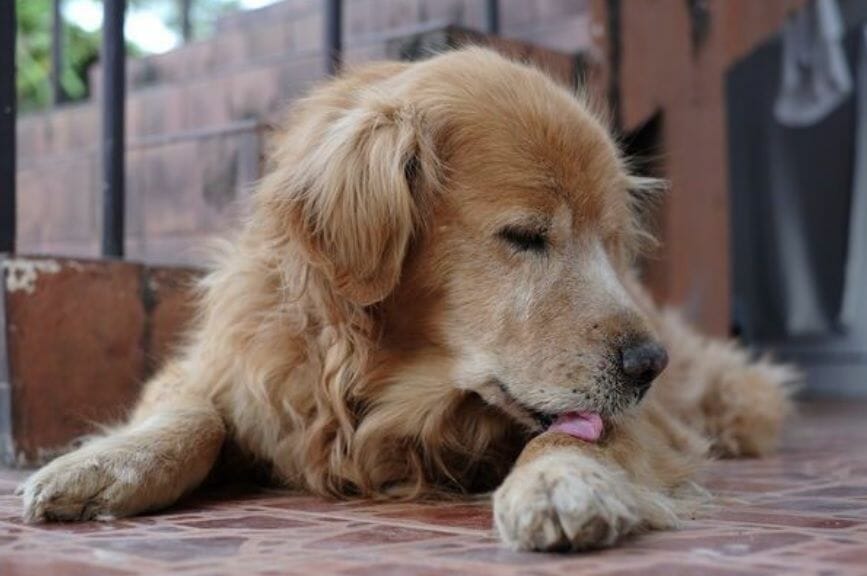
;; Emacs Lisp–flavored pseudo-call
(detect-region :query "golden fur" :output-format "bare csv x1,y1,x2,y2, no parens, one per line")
20,48,797,551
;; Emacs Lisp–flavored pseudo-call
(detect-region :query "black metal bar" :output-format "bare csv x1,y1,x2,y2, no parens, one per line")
324,0,342,75
0,0,15,254
101,0,126,258
180,0,193,43
485,0,500,35
51,0,65,105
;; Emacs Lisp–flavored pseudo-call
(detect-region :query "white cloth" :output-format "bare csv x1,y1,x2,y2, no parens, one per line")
775,0,852,126
841,27,867,325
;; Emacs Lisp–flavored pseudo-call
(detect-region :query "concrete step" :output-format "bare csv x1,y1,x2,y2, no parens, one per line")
18,51,322,158
215,0,590,40
214,0,317,33
214,0,468,36
91,1,447,92
18,20,454,158
90,8,320,92
106,1,589,91
15,24,589,268
16,120,264,267
19,9,590,160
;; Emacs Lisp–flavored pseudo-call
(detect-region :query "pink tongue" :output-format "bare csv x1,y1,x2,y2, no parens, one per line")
548,412,604,442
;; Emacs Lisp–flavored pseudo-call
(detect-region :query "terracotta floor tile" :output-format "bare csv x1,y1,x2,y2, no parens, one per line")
630,530,812,555
308,525,454,549
177,514,316,530
374,503,493,531
791,485,867,499
340,563,482,576
1,400,866,575
710,510,864,530
0,558,136,576
597,563,766,576
821,545,867,565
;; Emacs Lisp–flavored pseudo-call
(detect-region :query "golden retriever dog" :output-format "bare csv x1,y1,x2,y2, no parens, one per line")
20,48,796,551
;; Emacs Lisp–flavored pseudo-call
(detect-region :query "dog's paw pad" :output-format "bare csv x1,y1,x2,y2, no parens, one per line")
19,454,136,523
493,452,639,551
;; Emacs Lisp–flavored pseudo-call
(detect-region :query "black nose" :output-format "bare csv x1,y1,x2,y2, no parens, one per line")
619,341,668,391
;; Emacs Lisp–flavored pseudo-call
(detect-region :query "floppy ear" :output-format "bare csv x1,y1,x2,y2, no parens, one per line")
266,94,437,306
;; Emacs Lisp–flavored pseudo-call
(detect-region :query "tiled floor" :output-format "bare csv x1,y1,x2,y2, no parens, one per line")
1,401,866,575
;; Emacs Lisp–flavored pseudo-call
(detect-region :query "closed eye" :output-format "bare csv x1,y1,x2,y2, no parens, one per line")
498,227,548,253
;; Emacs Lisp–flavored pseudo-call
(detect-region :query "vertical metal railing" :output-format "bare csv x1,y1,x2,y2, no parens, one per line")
101,0,126,258
180,0,193,43
325,0,343,75
51,0,65,105
0,0,15,254
485,0,500,35
0,0,515,260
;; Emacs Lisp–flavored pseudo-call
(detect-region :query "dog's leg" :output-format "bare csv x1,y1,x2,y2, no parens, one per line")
493,411,703,551
623,277,798,458
19,364,226,522
650,308,798,458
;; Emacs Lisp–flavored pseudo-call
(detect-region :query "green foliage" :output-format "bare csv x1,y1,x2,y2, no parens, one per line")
16,0,102,111
15,0,242,112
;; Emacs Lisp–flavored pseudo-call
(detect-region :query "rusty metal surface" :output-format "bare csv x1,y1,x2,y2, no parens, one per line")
144,266,199,376
0,255,12,464
0,256,200,466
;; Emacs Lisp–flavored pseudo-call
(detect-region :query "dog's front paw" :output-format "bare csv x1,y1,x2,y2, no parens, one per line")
493,451,640,551
19,445,151,523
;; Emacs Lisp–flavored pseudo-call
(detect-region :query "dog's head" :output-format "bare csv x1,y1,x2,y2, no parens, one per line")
263,49,667,443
